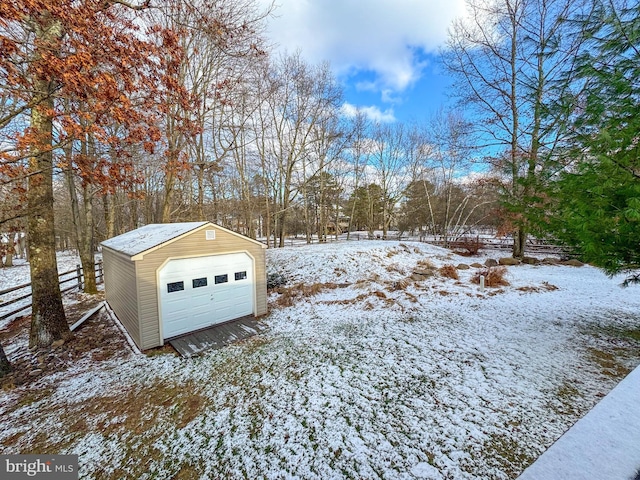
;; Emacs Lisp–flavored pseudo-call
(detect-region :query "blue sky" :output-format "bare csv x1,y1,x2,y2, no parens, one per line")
261,0,467,124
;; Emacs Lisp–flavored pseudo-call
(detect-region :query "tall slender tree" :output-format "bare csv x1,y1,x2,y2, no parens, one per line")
153,0,270,222
369,122,412,237
344,111,370,239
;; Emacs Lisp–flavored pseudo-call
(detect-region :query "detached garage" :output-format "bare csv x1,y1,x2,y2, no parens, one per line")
101,222,267,350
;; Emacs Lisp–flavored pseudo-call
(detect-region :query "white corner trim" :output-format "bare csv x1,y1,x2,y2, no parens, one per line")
104,301,143,355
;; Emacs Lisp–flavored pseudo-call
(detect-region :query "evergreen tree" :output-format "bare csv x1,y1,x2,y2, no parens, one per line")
345,184,385,234
551,0,640,283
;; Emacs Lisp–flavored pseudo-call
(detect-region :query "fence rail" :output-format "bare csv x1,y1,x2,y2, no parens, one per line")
265,232,565,254
0,261,103,321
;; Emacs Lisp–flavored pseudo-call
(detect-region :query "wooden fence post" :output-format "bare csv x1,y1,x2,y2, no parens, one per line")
76,264,82,290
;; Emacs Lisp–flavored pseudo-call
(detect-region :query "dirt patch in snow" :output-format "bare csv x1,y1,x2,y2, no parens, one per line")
1,292,130,390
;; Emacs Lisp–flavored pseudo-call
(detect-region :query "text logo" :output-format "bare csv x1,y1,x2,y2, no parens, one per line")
0,455,78,479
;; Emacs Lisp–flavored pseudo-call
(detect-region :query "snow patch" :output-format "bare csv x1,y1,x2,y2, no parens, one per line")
411,462,443,479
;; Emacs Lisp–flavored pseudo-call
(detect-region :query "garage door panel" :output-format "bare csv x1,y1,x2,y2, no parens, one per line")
213,305,234,321
159,253,254,339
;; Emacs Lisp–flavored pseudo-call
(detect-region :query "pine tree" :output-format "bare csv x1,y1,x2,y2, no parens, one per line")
551,0,640,282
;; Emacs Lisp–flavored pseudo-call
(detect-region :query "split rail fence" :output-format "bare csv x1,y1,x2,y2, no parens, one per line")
0,261,103,321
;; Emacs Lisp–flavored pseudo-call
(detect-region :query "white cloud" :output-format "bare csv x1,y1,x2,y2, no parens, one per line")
341,103,396,123
261,0,466,94
455,169,493,184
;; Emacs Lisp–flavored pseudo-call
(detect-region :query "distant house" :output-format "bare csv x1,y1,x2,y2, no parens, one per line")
101,222,267,350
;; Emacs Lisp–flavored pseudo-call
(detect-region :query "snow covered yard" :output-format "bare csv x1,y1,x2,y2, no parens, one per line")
1,240,639,479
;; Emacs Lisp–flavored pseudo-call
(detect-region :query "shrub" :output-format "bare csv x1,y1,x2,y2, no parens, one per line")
438,264,459,280
416,259,437,271
386,263,405,274
267,272,287,290
451,236,484,256
388,279,410,291
273,282,340,307
471,266,510,287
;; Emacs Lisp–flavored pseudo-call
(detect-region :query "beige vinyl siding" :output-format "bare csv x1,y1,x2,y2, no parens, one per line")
135,226,267,349
102,248,141,347
253,247,267,316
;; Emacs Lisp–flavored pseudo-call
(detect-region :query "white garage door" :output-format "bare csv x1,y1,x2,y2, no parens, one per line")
159,253,254,339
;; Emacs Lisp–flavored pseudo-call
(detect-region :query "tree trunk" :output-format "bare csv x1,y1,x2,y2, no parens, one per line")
162,104,185,223
367,190,374,236
144,175,155,224
278,183,290,248
443,183,453,247
346,197,356,239
4,234,13,267
79,252,96,294
508,5,523,259
161,169,175,223
334,201,340,241
264,196,272,248
0,344,11,378
80,184,97,294
277,210,286,248
65,138,97,295
196,164,205,221
28,93,70,348
318,175,326,243
302,164,312,244
513,226,526,258
382,199,388,238
162,127,178,223
19,235,27,260
103,193,115,238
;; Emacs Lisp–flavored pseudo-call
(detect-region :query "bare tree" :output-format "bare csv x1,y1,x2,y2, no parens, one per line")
426,111,481,244
344,111,371,239
444,0,589,256
225,82,266,238
187,0,271,222
369,122,413,237
303,112,349,242
255,53,343,247
152,0,272,222
63,135,99,294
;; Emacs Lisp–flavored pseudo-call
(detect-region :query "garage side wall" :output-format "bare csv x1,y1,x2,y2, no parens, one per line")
102,247,141,348
252,247,267,316
135,227,267,349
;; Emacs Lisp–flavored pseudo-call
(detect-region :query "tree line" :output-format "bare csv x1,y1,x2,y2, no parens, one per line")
0,0,638,375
